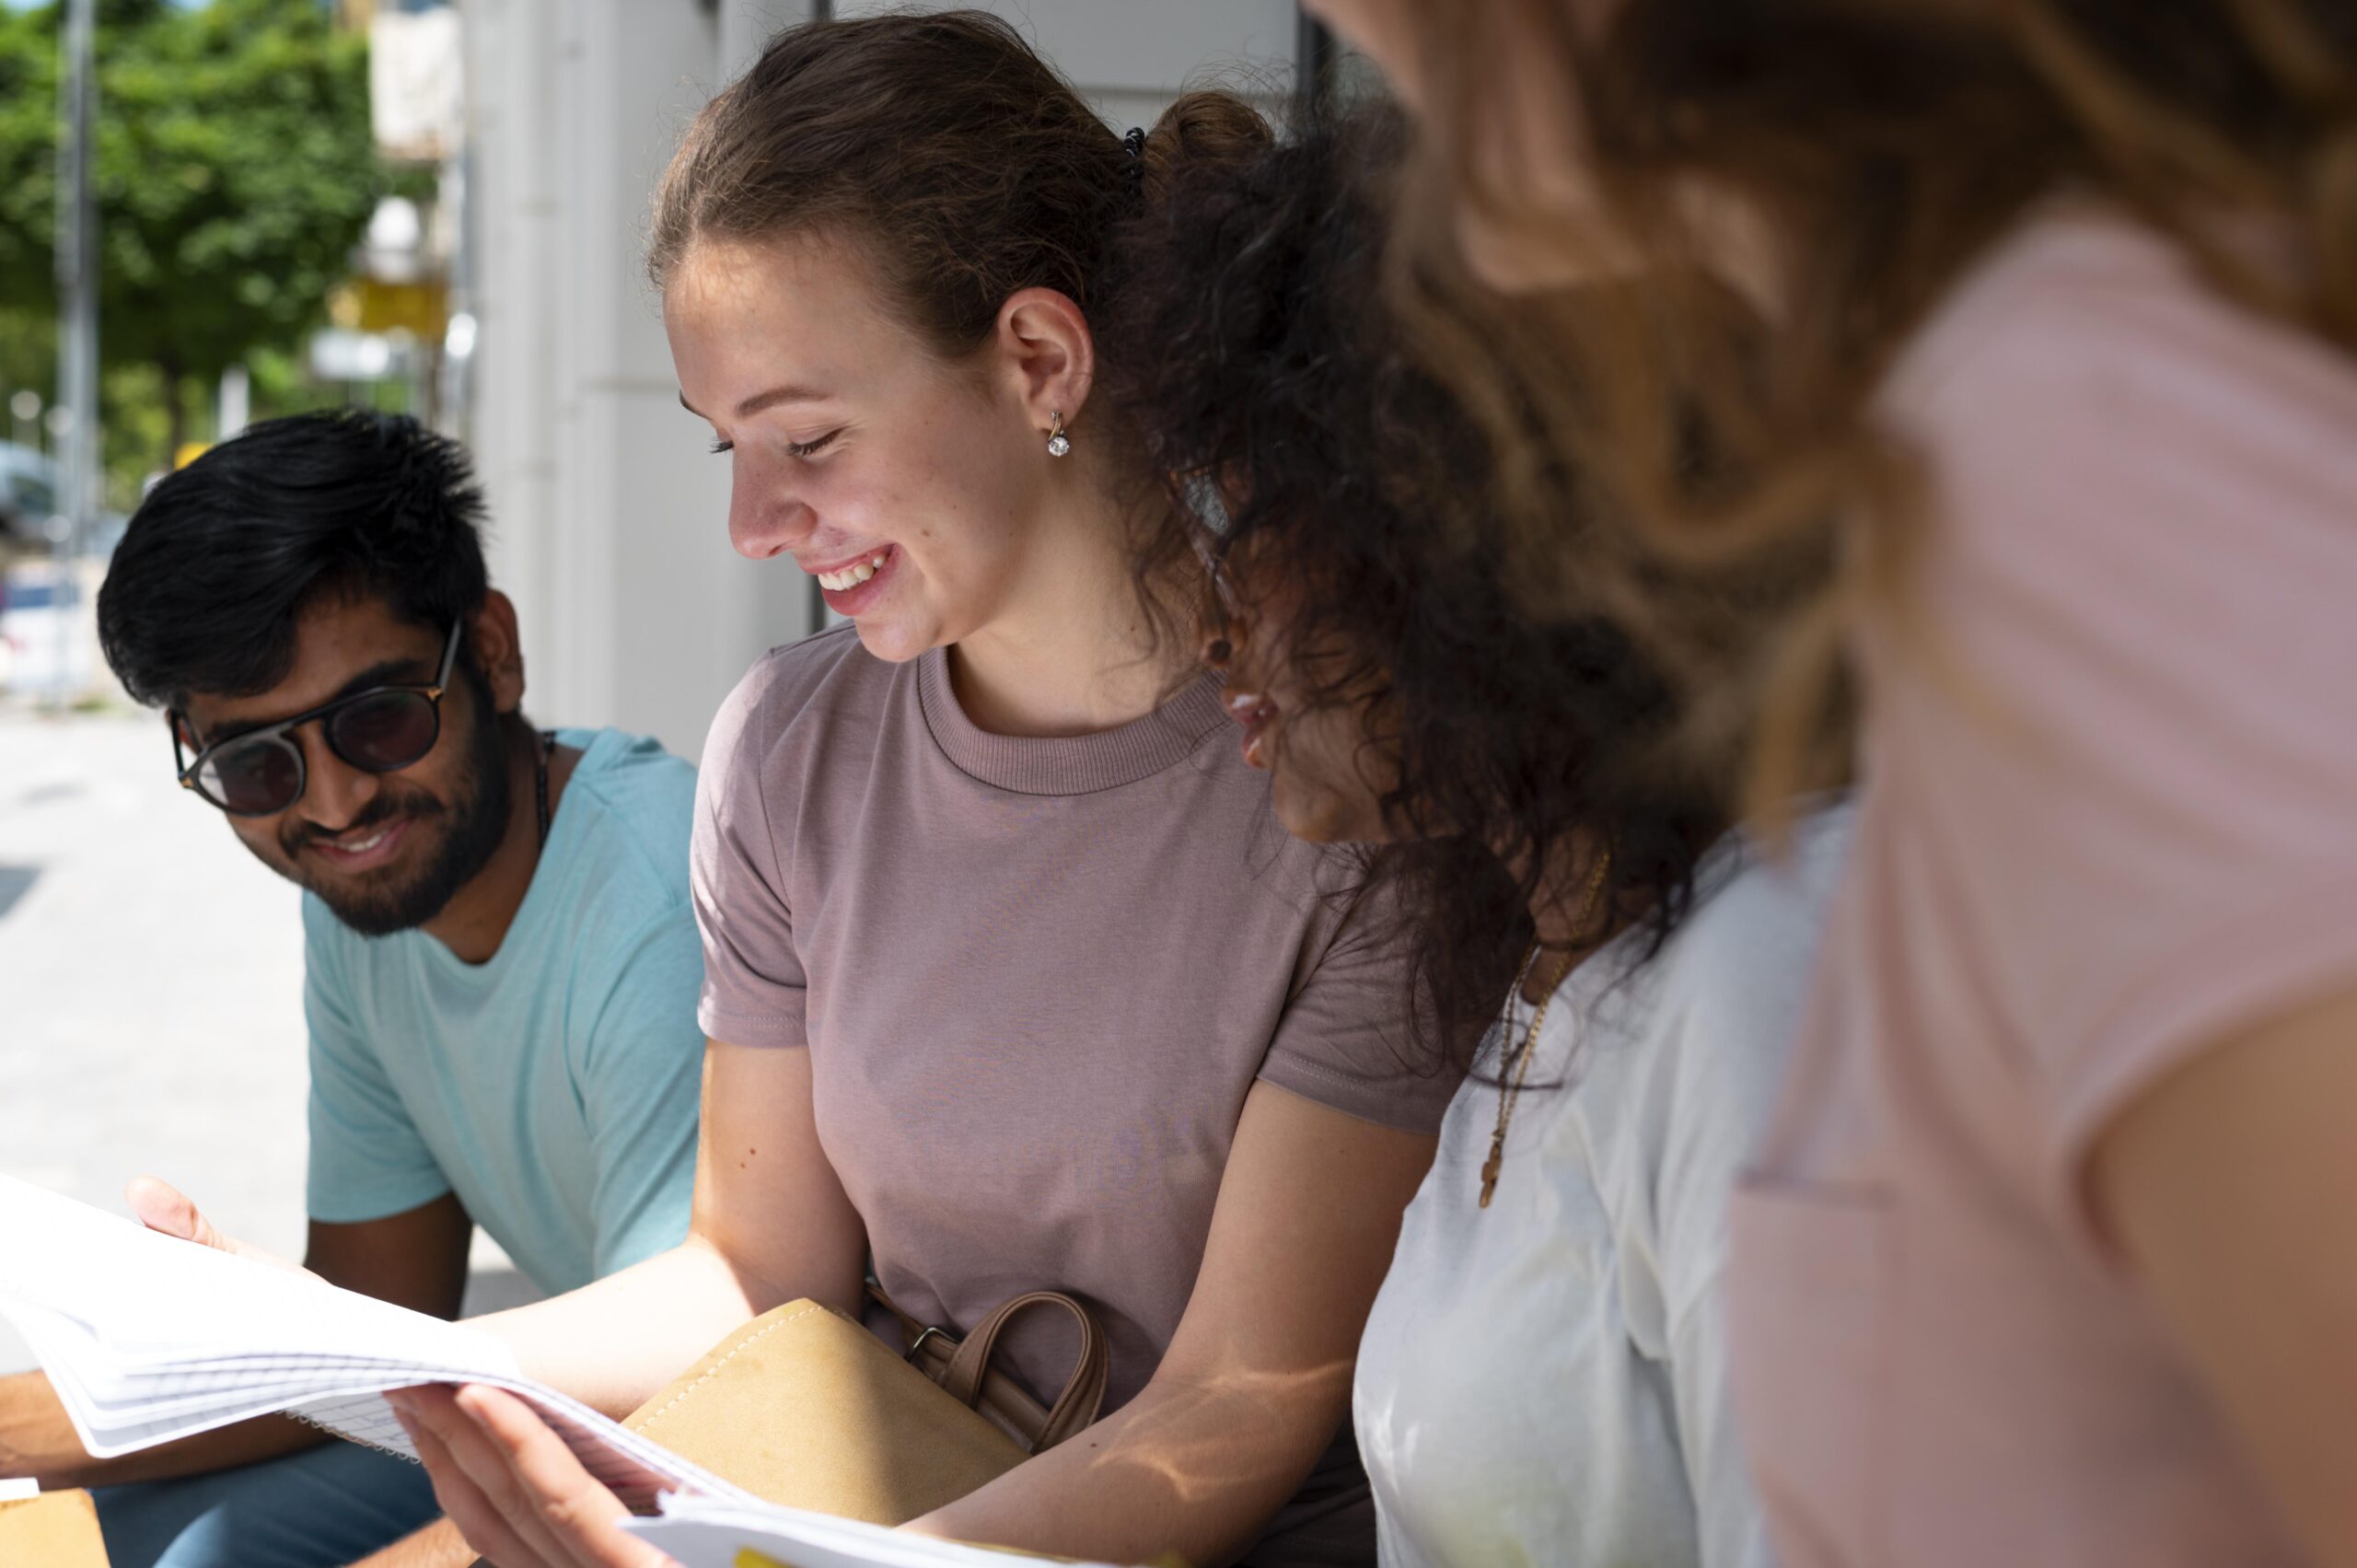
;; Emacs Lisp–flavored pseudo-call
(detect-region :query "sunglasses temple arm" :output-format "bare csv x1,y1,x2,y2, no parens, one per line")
435,618,462,690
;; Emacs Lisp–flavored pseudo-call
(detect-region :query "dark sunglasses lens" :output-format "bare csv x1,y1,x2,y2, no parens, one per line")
200,737,302,816
328,690,439,772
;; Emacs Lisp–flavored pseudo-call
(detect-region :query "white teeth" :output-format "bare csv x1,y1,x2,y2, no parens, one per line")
817,552,888,592
336,830,388,854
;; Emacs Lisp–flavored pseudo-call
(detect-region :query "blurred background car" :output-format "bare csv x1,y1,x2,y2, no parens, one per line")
0,442,59,547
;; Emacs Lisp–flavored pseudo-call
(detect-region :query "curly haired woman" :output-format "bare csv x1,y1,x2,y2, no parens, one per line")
1306,3,2357,1565
1102,110,1851,1568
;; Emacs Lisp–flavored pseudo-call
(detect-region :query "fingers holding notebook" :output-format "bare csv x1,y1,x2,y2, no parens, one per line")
122,1177,310,1277
390,1383,671,1568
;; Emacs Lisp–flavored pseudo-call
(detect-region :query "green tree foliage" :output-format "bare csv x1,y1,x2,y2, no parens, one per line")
0,0,384,466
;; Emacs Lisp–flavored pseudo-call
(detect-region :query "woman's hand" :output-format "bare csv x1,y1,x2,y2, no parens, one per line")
387,1385,676,1568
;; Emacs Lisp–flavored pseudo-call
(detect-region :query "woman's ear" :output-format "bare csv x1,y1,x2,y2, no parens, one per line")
470,590,528,716
994,286,1097,437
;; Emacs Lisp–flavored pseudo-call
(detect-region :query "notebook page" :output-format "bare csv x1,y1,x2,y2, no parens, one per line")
621,1494,1127,1568
0,1177,758,1509
0,1177,484,1365
290,1382,761,1513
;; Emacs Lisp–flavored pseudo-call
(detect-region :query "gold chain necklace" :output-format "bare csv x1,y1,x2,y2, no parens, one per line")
1479,849,1613,1210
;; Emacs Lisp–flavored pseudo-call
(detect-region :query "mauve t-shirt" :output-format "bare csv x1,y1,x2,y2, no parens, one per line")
692,626,1456,1563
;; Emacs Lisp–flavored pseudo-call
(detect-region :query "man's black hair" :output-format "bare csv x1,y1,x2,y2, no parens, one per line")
98,410,492,713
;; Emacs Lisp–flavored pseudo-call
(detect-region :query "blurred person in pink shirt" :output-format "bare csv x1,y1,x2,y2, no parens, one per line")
1300,2,2357,1564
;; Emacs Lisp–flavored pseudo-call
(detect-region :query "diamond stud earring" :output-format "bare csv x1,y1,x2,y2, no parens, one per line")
1046,411,1071,459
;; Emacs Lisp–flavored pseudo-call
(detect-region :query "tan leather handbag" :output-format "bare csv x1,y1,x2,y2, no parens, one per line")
0,1489,110,1566
617,1288,1109,1527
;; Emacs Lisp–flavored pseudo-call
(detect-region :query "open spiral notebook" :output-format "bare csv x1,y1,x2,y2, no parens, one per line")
0,1175,1113,1566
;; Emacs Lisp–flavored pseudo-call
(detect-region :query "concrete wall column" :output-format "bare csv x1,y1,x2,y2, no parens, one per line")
830,0,1298,128
461,0,564,731
466,0,813,763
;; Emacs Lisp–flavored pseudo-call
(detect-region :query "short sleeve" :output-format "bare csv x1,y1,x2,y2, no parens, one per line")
1875,215,2357,1190
574,912,705,1277
302,899,453,1225
691,659,809,1049
1255,871,1459,1133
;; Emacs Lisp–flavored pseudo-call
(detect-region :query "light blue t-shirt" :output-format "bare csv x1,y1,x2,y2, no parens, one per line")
302,726,704,1296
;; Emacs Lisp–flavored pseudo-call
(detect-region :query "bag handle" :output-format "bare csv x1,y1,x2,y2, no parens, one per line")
938,1291,1110,1452
867,1283,1110,1453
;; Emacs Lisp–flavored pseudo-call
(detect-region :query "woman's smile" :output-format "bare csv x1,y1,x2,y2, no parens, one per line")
804,541,900,615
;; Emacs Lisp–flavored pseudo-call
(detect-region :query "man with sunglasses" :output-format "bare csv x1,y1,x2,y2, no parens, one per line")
0,411,707,1568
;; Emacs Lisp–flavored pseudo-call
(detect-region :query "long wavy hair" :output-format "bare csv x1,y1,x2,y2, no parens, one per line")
1379,0,2357,810
1099,110,1735,1063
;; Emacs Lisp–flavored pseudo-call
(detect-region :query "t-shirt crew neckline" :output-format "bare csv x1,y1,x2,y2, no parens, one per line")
413,724,613,982
915,645,1227,796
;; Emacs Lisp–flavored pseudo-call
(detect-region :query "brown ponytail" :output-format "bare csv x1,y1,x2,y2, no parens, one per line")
649,11,1269,367
1138,89,1276,213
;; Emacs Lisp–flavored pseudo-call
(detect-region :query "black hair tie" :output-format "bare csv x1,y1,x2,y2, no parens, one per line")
1122,126,1145,200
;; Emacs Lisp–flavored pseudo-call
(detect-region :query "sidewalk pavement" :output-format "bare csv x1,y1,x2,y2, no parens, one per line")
0,702,530,1377
1,703,310,1372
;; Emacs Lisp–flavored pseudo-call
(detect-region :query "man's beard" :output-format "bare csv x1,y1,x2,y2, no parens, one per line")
286,669,517,937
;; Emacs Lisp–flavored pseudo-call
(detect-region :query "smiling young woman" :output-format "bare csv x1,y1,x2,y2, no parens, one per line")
384,15,1457,1568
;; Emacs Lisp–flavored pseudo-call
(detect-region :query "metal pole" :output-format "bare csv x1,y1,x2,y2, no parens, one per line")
436,149,474,440
53,0,99,704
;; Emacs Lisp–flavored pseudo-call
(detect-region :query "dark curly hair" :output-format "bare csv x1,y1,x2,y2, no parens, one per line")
1098,110,1729,1065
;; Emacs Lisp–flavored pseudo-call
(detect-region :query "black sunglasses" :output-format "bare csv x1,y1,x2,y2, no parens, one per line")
170,621,464,818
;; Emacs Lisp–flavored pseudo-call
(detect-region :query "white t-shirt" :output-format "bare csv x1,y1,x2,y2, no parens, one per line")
1354,805,1852,1568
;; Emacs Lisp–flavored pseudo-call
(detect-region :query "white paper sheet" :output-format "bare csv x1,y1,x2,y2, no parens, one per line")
0,1175,758,1512
620,1492,1128,1568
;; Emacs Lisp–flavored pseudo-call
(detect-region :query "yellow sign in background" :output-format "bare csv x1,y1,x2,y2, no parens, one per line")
329,279,449,340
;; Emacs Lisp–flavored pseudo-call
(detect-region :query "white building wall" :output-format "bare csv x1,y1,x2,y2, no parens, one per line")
460,0,1304,762
831,0,1298,130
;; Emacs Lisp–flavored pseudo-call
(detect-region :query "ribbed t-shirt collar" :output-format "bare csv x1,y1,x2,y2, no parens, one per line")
915,645,1226,796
